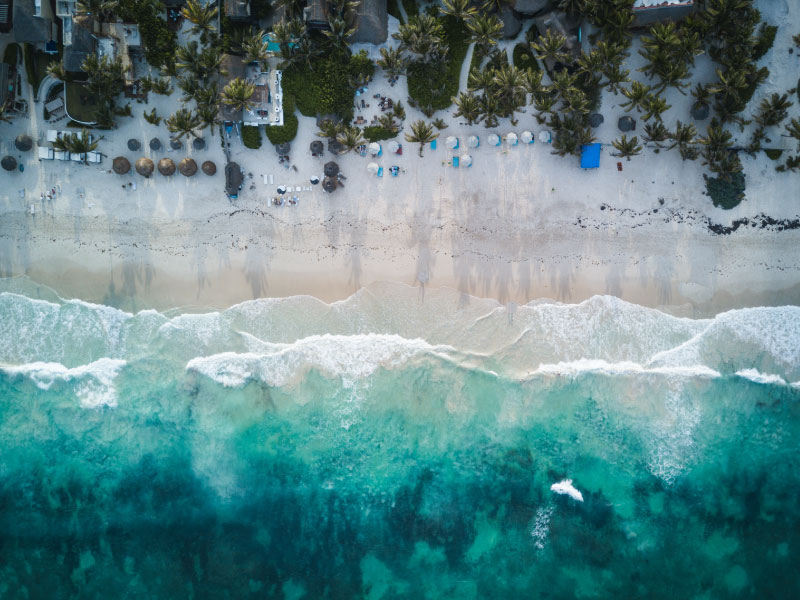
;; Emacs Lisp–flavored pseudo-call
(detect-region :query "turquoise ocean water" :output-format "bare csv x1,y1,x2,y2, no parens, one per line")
0,279,798,598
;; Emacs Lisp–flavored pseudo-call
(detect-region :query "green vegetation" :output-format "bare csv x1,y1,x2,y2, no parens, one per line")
265,115,299,145
242,125,262,149
401,0,419,17
363,126,399,142
117,0,177,68
3,43,19,66
388,0,404,24
64,81,98,124
23,44,36,91
405,16,470,115
512,43,539,71
706,172,746,209
764,149,783,160
752,23,778,61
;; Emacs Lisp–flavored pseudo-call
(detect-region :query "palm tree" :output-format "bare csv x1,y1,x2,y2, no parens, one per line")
699,120,734,169
550,69,578,98
480,0,514,13
668,120,698,159
533,92,557,124
405,120,438,157
221,78,255,114
466,15,503,54
151,76,173,96
0,99,14,124
467,68,494,94
620,81,651,113
197,104,219,134
754,93,793,128
166,108,201,140
531,29,568,63
53,129,102,162
143,108,161,125
377,46,408,80
479,94,500,128
176,41,201,76
178,76,199,103
181,0,218,41
492,65,527,119
336,126,365,153
452,92,482,126
785,118,800,149
324,16,357,50
198,45,225,81
603,62,629,94
523,68,543,95
195,82,219,109
641,94,671,122
46,61,69,82
393,14,445,63
392,101,406,121
439,0,477,20
318,119,343,140
77,0,117,25
643,121,670,148
612,135,643,161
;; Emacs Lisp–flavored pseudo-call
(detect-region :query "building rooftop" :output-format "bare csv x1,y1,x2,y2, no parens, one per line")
12,0,52,43
219,54,247,122
63,20,96,71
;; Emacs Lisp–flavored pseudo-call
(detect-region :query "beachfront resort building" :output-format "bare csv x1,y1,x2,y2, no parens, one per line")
632,0,694,26
62,18,141,85
11,0,58,54
219,54,284,129
305,0,388,45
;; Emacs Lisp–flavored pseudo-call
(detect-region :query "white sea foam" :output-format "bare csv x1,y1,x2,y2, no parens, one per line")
550,479,584,502
530,506,554,550
530,359,720,379
735,369,787,386
0,358,126,408
186,334,454,388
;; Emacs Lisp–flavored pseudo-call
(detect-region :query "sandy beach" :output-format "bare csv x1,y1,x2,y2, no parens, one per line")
1,3,799,316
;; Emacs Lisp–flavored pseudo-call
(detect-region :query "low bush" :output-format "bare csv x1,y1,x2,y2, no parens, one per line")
363,126,398,142
765,148,783,160
752,23,778,61
401,0,419,17
407,16,469,115
513,43,540,72
242,125,262,149
388,0,403,24
3,43,19,66
265,114,298,145
706,172,746,209
23,44,36,89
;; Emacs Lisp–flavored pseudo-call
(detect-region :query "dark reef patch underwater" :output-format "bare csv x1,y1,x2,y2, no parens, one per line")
0,282,799,599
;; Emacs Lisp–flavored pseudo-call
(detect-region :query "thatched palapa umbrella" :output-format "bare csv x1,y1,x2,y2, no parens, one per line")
178,157,197,177
149,137,161,151
310,140,324,155
15,135,33,152
193,138,206,150
618,116,636,132
2,156,18,171
170,138,183,150
691,103,710,121
322,176,337,193
135,157,154,177
113,156,131,174
158,157,176,176
202,160,216,176
324,161,339,178
328,138,343,155
589,113,604,128
128,139,141,151
275,142,291,155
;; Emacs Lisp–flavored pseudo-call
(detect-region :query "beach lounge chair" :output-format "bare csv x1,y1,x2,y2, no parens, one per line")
390,166,399,177
452,156,459,168
430,139,437,150
377,167,384,177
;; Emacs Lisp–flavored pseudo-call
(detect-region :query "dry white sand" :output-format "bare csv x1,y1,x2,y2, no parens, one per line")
1,1,799,316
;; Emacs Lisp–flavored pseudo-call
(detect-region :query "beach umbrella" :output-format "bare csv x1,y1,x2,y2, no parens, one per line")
149,137,161,151
157,157,176,176
15,135,33,152
520,130,533,144
691,103,710,121
192,138,206,151
539,131,552,143
467,135,479,148
368,142,381,156
277,184,287,194
135,157,154,177
324,161,339,177
310,140,324,155
202,160,216,175
2,156,17,171
445,135,458,149
328,138,343,155
488,133,501,146
460,153,472,167
367,161,379,174
112,156,131,174
589,113,604,128
322,176,337,193
310,175,320,185
618,116,636,132
387,140,400,154
507,132,518,146
178,157,197,177
275,142,291,155
170,138,183,150
127,138,141,151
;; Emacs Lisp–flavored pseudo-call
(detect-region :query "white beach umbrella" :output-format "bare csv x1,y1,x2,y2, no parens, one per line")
387,140,400,153
507,132,518,146
460,153,472,167
367,161,380,174
445,135,458,149
521,130,533,144
467,135,479,148
368,142,381,156
539,131,552,143
488,133,501,146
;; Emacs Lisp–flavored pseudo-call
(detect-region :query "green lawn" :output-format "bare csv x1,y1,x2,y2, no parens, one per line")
64,81,97,124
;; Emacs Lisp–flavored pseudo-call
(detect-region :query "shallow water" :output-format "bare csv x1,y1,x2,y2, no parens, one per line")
1,281,798,598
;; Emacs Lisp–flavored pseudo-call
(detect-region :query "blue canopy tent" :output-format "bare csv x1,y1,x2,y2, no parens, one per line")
580,143,601,169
